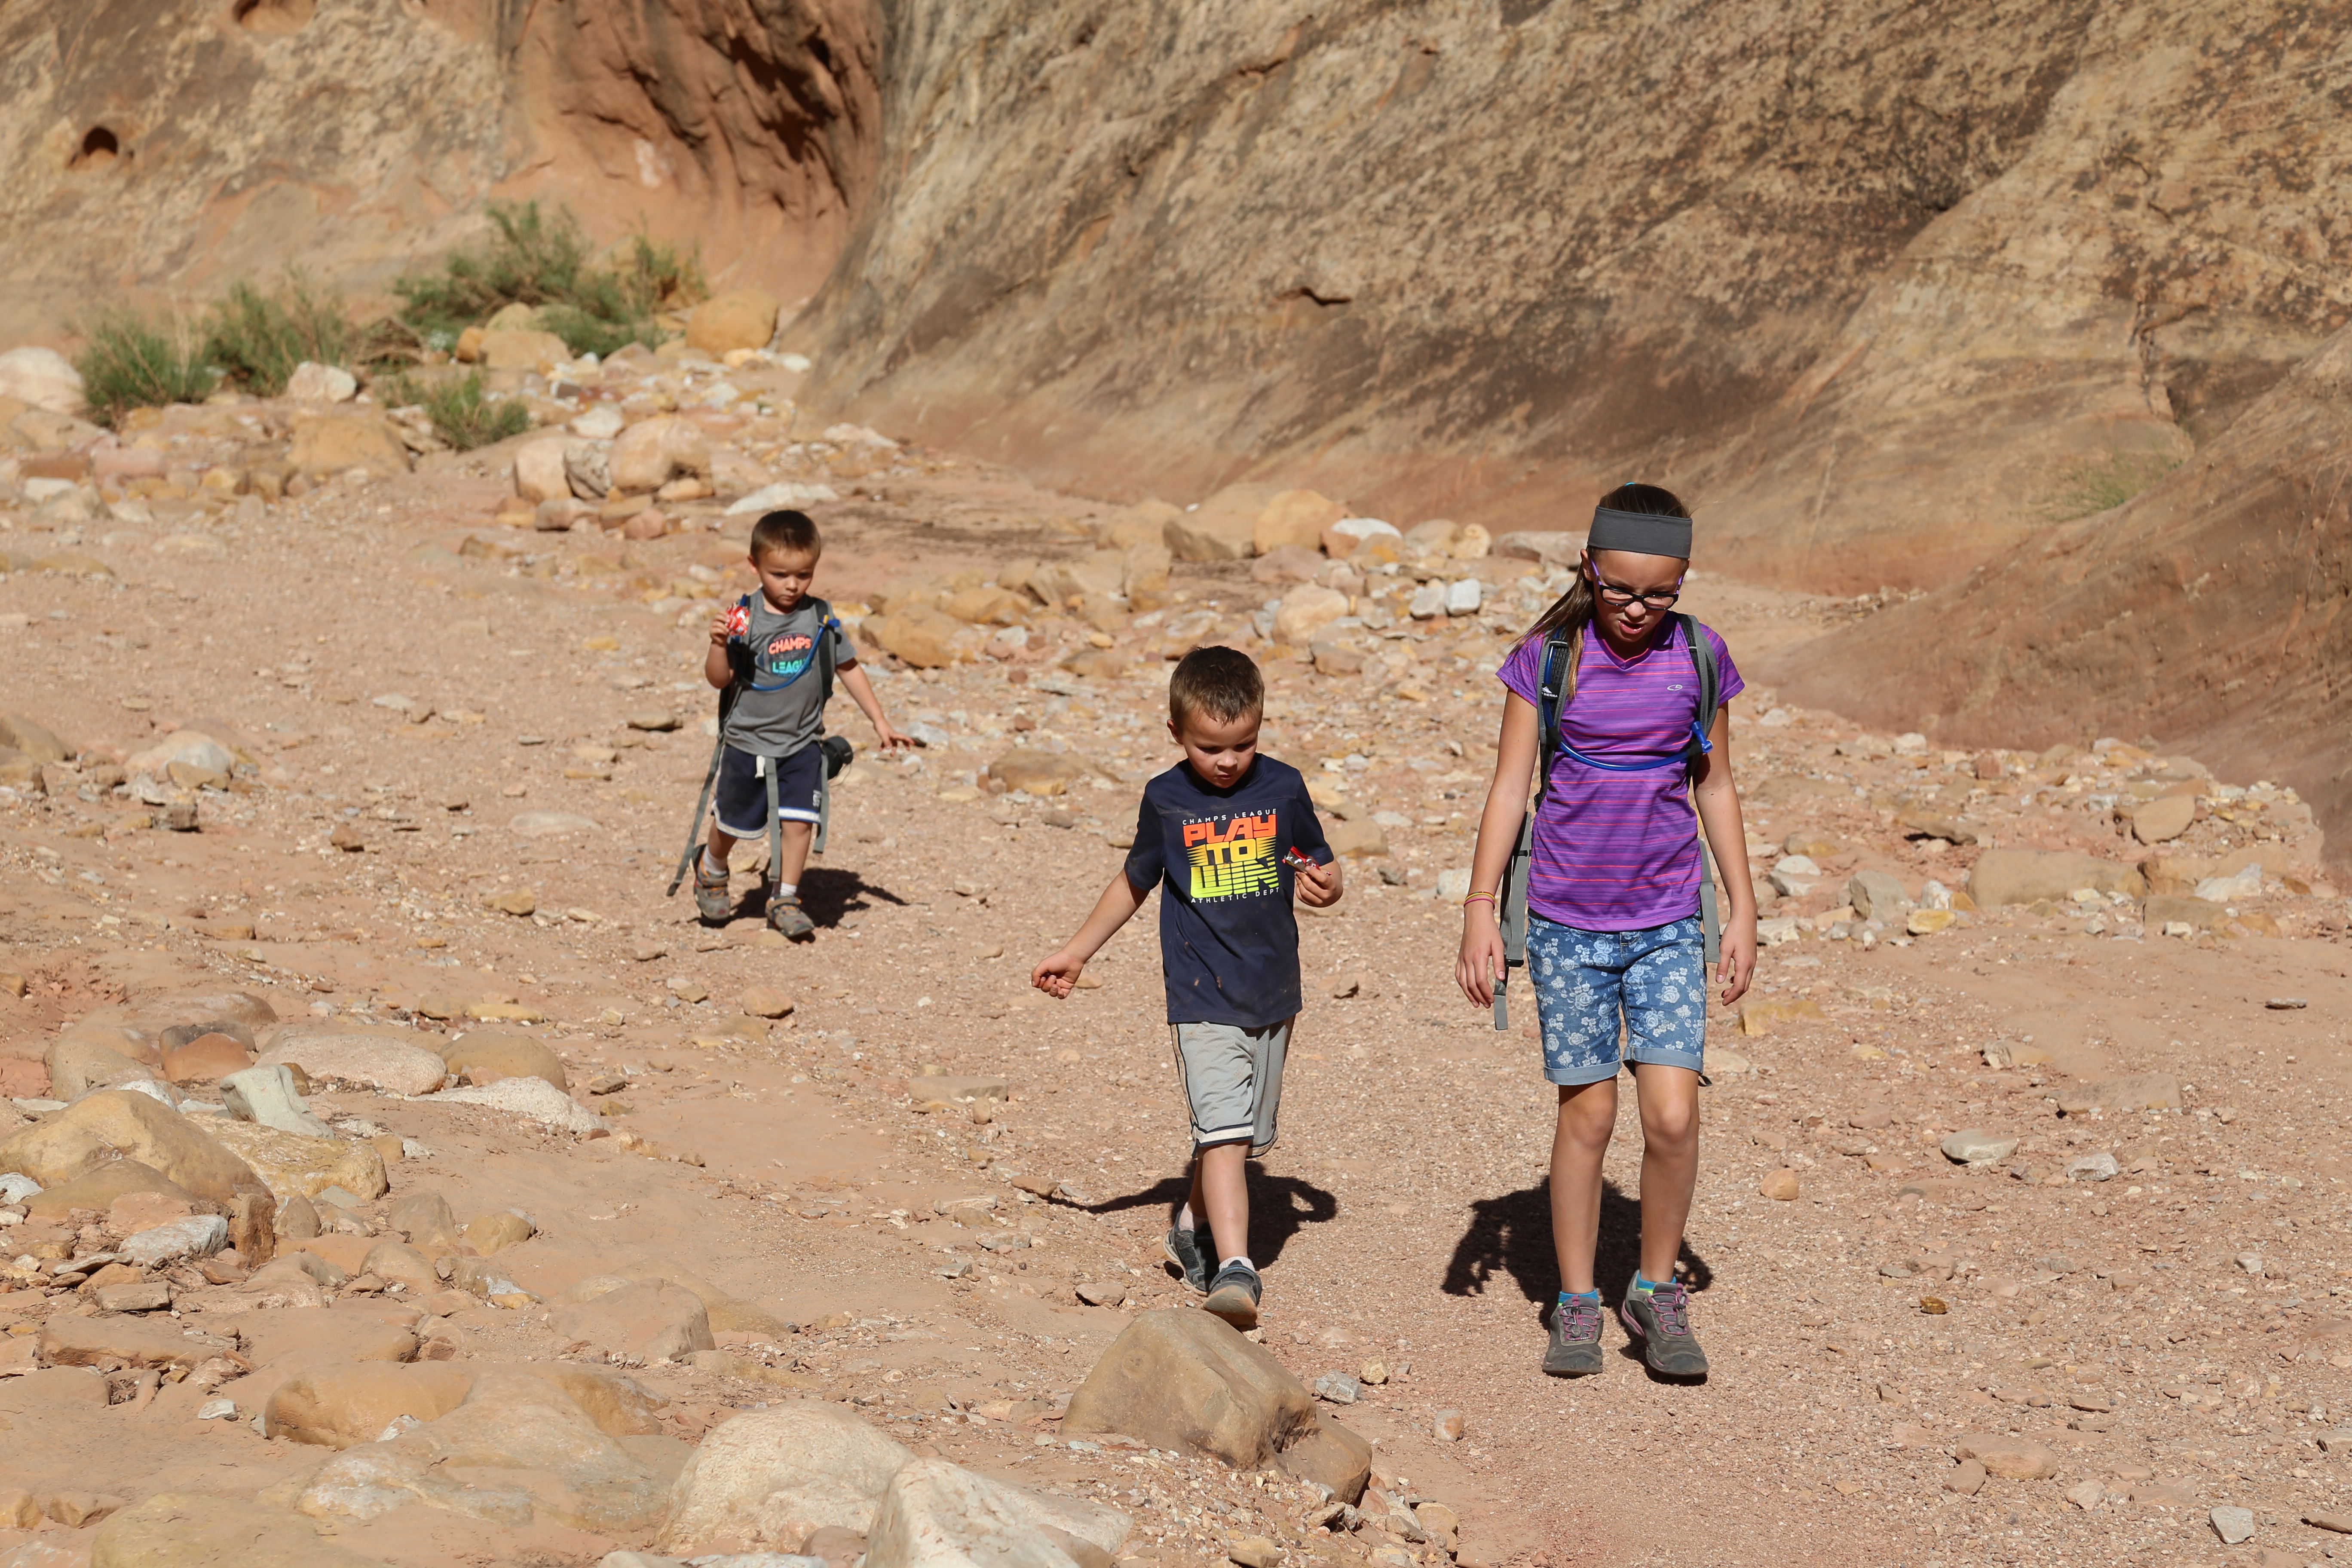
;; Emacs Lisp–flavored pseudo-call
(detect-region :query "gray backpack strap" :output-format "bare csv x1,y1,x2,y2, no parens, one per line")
1678,614,1723,969
1495,630,1570,1030
763,761,783,896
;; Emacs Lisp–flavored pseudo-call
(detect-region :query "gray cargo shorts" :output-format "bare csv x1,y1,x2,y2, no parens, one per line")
1170,1017,1292,1156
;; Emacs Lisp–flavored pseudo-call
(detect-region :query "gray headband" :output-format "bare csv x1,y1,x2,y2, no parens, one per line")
1588,505,1692,559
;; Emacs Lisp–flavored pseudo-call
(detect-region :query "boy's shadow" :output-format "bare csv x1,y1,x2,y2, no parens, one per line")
1072,1163,1337,1272
727,865,907,928
1442,1178,1715,1380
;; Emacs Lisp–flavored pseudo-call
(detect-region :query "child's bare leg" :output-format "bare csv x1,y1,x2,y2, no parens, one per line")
1548,1078,1618,1294
1190,1142,1250,1263
771,821,815,890
1631,1064,1700,1283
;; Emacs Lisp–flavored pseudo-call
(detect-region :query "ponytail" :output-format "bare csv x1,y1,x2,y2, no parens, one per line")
1515,481,1691,709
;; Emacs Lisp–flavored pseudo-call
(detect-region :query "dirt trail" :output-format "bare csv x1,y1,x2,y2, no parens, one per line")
0,438,2347,1568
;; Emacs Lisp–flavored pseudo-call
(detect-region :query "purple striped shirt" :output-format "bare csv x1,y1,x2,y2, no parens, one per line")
1496,619,1744,932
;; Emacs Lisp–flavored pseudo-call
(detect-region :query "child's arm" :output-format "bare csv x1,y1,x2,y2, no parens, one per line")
834,662,914,753
704,609,736,690
1456,691,1540,1008
1032,870,1150,998
1691,702,1758,1006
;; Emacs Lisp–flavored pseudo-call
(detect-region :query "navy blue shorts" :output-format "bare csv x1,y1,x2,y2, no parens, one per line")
714,743,821,839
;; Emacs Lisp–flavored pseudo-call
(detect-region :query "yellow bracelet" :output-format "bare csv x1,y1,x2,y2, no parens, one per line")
1462,893,1496,908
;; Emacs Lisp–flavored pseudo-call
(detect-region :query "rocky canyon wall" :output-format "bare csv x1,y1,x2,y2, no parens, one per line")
807,0,2352,591
0,0,880,336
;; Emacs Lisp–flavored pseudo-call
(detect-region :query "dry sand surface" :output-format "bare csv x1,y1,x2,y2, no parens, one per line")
0,401,2348,1568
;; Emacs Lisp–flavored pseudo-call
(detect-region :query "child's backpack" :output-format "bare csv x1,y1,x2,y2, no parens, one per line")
665,595,852,899
1493,611,1721,1031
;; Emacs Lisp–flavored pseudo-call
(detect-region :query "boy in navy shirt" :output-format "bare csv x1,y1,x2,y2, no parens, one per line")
1032,646,1341,1328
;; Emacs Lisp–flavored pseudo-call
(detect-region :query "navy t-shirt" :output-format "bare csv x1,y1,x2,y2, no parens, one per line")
1122,756,1333,1028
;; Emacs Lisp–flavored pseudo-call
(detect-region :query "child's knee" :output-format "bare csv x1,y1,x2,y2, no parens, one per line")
1642,1097,1700,1148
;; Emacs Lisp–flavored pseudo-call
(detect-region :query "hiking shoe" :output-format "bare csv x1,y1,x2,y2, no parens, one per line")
693,858,731,924
766,894,815,940
1619,1273,1709,1377
1202,1262,1262,1330
1542,1292,1605,1377
1163,1223,1213,1295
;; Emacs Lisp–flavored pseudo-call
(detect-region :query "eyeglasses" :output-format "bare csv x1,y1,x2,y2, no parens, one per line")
1588,564,1683,609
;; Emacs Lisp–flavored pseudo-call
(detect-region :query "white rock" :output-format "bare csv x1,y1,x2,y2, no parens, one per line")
778,353,813,374
121,1213,229,1267
2209,1505,2255,1545
124,730,235,776
570,404,626,439
197,1397,238,1420
1756,916,1804,946
1407,582,1447,620
0,1174,42,1202
284,362,358,403
259,1034,448,1097
1327,517,1401,548
430,1075,600,1135
657,1403,913,1552
725,481,842,516
1434,868,1471,900
864,1459,1090,1568
0,346,86,414
1892,732,1930,755
1443,579,1482,615
2065,1151,2119,1182
104,1078,181,1109
1939,1130,2018,1166
22,477,77,502
566,442,612,499
221,1064,334,1136
822,423,897,449
2193,865,2263,903
1773,854,1821,876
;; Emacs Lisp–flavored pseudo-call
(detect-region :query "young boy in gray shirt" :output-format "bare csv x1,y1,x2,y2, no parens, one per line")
695,509,910,936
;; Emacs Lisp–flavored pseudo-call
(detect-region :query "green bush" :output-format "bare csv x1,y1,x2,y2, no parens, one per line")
203,271,352,396
73,309,217,427
2046,450,2182,520
382,370,532,452
392,202,703,356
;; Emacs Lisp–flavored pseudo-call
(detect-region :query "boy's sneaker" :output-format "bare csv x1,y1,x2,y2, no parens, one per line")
1619,1273,1709,1378
767,893,815,940
1163,1223,1213,1295
693,860,731,924
1203,1261,1262,1330
1542,1292,1605,1378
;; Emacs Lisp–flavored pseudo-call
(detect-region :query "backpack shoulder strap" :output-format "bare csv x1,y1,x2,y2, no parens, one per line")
1678,613,1718,766
808,596,840,708
1534,630,1571,803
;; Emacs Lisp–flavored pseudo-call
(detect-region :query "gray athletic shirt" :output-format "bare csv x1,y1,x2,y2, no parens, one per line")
723,597,851,757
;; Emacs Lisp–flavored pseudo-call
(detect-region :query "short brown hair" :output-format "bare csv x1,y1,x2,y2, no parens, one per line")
1169,645,1264,729
750,509,821,561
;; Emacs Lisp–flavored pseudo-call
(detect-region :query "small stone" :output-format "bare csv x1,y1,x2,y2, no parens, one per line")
2265,996,2308,1010
2306,1510,2352,1533
1228,1536,1280,1568
1434,1409,1466,1442
2236,1252,2265,1274
1075,1281,1127,1308
1940,1129,2018,1165
1945,1459,1987,1495
1878,1262,1913,1278
120,1213,229,1268
2065,1478,2104,1510
1759,1169,1801,1201
484,888,538,916
2065,1151,2119,1183
1313,1371,1361,1404
741,986,795,1018
328,822,365,852
2210,1504,2256,1545
626,711,680,732
1919,1296,1948,1314
1954,1435,2059,1479
1359,1358,1389,1385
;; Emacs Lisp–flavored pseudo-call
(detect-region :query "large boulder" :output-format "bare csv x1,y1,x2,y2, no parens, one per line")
1253,489,1345,555
609,415,711,494
91,1492,385,1568
442,1032,568,1092
864,1460,1083,1568
258,1034,448,1096
513,438,574,503
0,712,74,763
263,1363,475,1447
202,1118,388,1203
0,1090,259,1202
388,1190,464,1253
1273,585,1350,646
549,1282,713,1364
0,347,85,416
1844,870,1914,923
40,1314,217,1371
1166,483,1283,561
24,1159,196,1219
658,1403,913,1552
288,413,411,478
687,290,781,355
861,607,982,668
1967,848,2145,907
1274,1414,1372,1503
1062,1309,1320,1469
47,1033,159,1099
475,328,571,371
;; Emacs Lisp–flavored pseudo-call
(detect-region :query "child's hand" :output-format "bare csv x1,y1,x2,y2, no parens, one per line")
1456,915,1507,1009
1031,950,1085,999
1716,908,1758,1007
708,608,735,648
1294,854,1341,907
873,719,917,754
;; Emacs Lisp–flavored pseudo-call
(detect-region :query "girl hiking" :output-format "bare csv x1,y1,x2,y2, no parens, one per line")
1455,483,1757,1378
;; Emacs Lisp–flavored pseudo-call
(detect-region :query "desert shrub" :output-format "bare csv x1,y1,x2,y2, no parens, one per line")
2045,450,2182,520
392,202,703,355
73,309,217,426
382,370,530,452
203,271,352,396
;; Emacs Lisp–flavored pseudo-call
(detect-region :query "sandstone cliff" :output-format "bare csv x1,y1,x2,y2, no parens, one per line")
0,0,879,334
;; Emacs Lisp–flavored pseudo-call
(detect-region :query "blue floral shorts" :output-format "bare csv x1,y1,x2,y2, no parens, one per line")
1526,915,1707,1086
